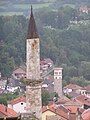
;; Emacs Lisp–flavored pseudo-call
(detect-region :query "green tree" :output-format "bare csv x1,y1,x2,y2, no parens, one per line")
42,90,50,106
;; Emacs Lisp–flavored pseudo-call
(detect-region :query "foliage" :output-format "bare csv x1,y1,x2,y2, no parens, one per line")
0,93,19,105
42,90,50,106
0,15,27,77
0,97,7,106
0,6,90,86
65,94,72,99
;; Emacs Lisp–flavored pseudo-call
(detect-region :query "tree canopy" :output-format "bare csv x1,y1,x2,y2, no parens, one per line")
0,6,90,85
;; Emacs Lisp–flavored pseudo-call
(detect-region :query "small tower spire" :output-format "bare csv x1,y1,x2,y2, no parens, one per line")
27,6,39,39
31,5,33,16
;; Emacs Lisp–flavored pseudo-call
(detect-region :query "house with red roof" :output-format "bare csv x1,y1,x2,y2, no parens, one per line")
81,108,90,120
8,96,26,113
75,95,90,109
42,104,70,120
63,84,83,98
0,104,18,118
81,85,90,98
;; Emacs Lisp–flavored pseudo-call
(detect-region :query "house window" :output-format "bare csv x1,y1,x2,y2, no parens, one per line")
21,103,23,105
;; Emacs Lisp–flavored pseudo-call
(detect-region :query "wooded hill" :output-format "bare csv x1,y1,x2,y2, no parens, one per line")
0,6,90,86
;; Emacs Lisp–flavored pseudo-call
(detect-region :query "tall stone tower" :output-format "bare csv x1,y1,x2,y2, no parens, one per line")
26,6,42,120
54,68,63,97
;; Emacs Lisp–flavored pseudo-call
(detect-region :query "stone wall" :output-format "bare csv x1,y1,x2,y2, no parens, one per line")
26,85,42,120
26,38,40,80
54,68,63,97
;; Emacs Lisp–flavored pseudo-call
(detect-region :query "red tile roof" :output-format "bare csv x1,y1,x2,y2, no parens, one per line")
57,96,70,104
42,104,69,119
84,85,90,91
9,96,26,105
0,104,17,117
13,67,26,74
64,84,82,90
65,106,78,114
78,108,85,114
82,109,90,120
75,95,90,106
65,99,83,106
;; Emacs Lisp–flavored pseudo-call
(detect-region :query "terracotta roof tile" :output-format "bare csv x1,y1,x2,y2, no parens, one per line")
9,96,26,105
82,109,90,120
57,96,70,104
65,106,78,113
75,95,90,106
0,104,17,117
84,85,90,91
64,84,82,90
42,104,69,119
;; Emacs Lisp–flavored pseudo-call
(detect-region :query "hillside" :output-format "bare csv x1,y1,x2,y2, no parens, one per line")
0,1,90,86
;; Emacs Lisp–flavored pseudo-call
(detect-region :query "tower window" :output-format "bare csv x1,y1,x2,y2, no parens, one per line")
59,72,61,75
55,72,58,75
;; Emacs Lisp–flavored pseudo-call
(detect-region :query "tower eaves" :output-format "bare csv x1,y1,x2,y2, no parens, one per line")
27,6,39,39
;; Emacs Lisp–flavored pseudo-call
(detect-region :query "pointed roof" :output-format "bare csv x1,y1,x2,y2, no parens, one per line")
27,6,39,39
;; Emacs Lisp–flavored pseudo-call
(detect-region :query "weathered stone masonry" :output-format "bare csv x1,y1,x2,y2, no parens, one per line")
26,6,42,120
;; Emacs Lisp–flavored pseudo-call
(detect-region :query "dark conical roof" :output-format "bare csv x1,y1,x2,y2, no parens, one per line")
27,6,39,39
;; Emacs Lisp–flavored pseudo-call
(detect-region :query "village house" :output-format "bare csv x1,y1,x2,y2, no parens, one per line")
80,85,90,98
12,67,26,79
40,58,54,75
8,96,26,113
81,108,90,120
42,104,70,120
0,79,7,90
0,104,18,118
79,5,90,14
75,95,90,110
63,84,83,98
12,58,53,79
42,76,54,93
7,95,88,120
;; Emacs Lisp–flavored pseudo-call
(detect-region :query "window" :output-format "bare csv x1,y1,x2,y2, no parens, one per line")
21,103,23,105
59,77,62,79
55,72,58,75
59,72,61,74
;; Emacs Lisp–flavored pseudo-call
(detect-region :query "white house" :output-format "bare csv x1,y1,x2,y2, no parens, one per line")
7,86,19,93
0,80,7,90
8,96,26,113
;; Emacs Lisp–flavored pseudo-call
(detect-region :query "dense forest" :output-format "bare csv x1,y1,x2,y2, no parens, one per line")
0,3,90,86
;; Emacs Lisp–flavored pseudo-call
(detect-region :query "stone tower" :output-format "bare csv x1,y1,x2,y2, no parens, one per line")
54,67,63,97
26,6,42,120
